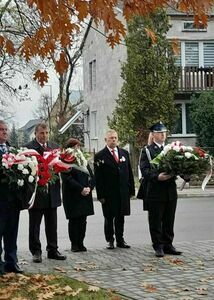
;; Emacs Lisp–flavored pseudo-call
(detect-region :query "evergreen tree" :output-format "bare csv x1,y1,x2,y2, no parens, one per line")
10,123,19,147
190,92,214,153
109,9,179,146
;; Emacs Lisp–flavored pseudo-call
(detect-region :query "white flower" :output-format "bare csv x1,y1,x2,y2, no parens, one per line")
184,152,192,159
17,179,24,186
186,146,193,152
2,162,9,168
18,164,24,170
173,145,180,152
22,168,29,175
119,156,126,162
28,175,34,183
163,144,171,155
31,168,37,176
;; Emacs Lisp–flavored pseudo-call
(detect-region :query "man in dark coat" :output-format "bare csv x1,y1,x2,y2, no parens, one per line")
139,121,182,258
94,129,135,249
25,122,66,263
0,120,26,275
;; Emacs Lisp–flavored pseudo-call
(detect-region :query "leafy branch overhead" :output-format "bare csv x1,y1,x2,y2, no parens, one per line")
0,0,213,85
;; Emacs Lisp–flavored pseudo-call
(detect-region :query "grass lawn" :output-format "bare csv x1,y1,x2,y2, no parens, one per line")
0,272,125,299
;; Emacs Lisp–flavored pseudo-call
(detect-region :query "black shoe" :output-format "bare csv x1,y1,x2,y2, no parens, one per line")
116,241,131,249
4,264,23,274
0,269,5,276
155,246,164,258
71,245,80,252
78,245,87,252
106,241,114,249
47,250,66,260
33,252,42,263
164,245,182,255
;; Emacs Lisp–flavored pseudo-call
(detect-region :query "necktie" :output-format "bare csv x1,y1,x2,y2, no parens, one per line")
111,149,119,163
160,145,164,151
0,144,8,154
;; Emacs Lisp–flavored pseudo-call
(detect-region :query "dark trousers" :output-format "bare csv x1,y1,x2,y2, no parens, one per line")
68,216,87,247
29,207,58,255
148,199,177,249
104,215,125,243
0,207,20,271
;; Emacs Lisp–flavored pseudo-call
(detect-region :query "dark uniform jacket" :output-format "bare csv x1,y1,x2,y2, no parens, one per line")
25,139,61,209
139,143,177,208
94,146,135,217
61,165,94,219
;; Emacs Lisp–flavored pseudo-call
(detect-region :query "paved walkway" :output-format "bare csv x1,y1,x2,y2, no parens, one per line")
19,240,214,300
16,187,214,299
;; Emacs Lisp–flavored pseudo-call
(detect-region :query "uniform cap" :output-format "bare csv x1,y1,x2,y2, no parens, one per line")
149,121,167,132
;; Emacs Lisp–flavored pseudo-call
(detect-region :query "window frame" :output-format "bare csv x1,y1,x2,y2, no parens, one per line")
171,101,196,137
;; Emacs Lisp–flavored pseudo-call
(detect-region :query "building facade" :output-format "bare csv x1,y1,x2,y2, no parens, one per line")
83,8,214,152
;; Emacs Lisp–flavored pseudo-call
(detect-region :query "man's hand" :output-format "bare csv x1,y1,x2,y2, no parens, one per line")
81,187,91,196
98,198,105,204
158,172,172,181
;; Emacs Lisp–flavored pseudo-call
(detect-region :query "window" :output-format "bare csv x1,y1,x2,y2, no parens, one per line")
183,22,207,32
204,43,214,67
185,42,199,66
171,102,195,136
89,59,96,90
91,111,97,138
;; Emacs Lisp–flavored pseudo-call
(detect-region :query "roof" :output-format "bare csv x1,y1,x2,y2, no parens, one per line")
69,90,83,104
166,6,214,16
59,110,83,134
19,119,43,131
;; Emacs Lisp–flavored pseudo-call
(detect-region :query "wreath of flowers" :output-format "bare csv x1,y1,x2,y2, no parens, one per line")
151,141,211,177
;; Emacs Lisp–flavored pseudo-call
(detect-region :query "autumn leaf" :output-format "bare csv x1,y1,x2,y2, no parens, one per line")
0,36,4,48
140,282,158,292
144,27,157,44
88,285,100,292
33,70,49,86
55,52,69,74
171,39,180,55
5,39,15,55
53,266,67,273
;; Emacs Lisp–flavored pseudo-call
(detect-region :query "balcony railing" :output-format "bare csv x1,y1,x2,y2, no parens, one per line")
178,67,214,92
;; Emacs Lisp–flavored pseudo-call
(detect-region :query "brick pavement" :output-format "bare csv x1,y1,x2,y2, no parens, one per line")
18,240,214,300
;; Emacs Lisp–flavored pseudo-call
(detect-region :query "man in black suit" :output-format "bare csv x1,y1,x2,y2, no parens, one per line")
0,120,24,275
94,129,135,249
25,122,66,263
139,121,182,258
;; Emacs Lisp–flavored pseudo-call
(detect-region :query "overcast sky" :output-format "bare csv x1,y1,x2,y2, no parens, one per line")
9,66,83,129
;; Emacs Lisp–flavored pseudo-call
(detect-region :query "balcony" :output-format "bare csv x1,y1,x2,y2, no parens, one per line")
178,67,214,92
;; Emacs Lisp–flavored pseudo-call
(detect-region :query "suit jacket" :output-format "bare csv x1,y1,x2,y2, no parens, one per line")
61,165,94,219
94,146,135,217
0,142,29,211
139,143,177,205
24,139,61,209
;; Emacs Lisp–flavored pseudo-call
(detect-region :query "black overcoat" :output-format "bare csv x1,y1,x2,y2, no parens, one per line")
94,146,135,217
25,139,61,209
61,166,94,219
139,143,177,210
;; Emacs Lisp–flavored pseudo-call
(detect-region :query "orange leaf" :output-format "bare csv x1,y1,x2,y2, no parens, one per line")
171,39,180,56
55,52,69,74
0,36,5,48
5,39,15,55
144,27,157,44
33,70,49,86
